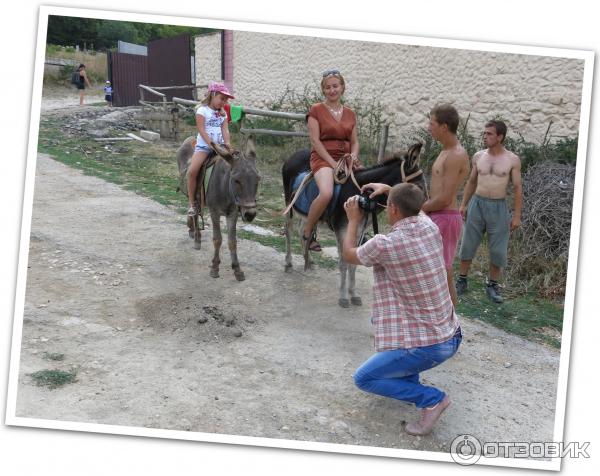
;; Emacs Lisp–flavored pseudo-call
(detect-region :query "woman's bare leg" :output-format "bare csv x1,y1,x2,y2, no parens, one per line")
303,167,334,238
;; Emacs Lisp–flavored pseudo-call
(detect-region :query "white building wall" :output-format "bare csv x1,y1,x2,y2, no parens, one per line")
195,32,222,95
196,31,584,144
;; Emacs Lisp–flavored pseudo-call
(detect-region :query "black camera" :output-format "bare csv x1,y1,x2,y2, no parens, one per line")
357,188,378,212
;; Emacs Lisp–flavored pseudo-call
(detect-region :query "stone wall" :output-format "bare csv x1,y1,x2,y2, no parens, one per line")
195,32,222,101
195,31,584,144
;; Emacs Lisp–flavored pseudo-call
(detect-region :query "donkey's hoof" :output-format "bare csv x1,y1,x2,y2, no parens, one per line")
234,271,245,281
284,263,293,273
351,297,362,306
188,230,194,239
210,269,219,278
338,298,350,308
194,241,202,250
303,262,315,271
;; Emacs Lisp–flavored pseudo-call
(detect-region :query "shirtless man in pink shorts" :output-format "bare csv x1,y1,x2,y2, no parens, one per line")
421,104,470,308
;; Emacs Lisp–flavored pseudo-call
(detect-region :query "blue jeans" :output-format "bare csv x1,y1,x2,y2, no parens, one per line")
354,330,462,408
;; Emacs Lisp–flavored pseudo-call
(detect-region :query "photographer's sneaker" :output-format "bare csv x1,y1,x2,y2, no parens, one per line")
456,276,468,295
405,395,451,436
486,282,503,304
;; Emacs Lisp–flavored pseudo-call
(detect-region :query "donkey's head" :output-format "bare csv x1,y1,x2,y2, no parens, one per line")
389,142,426,196
391,142,423,181
211,136,261,222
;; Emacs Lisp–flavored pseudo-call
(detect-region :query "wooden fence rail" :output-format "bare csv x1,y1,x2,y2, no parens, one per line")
170,96,389,159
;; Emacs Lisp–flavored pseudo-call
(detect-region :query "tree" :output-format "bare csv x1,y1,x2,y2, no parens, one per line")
46,15,218,51
96,21,139,49
47,15,99,47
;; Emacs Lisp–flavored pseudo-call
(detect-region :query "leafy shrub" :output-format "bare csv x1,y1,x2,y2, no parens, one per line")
241,116,294,147
46,44,62,55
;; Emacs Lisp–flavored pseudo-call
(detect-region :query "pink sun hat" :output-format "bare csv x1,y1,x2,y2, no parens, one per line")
208,82,235,99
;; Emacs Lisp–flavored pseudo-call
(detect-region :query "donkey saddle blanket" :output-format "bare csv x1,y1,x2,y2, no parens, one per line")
291,172,342,218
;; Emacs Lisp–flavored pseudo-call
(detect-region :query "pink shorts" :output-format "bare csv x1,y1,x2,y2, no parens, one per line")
429,210,462,269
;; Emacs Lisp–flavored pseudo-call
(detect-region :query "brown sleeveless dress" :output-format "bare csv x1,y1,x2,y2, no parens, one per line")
307,103,357,173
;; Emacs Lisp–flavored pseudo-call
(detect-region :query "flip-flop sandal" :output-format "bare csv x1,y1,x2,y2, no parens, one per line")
302,233,322,252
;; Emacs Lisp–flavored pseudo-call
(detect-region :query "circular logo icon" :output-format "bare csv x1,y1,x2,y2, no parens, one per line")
450,434,482,465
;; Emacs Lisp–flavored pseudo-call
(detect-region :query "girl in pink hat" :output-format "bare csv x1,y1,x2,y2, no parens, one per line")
187,82,235,216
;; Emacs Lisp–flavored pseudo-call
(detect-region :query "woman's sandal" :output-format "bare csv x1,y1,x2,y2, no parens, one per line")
302,233,322,252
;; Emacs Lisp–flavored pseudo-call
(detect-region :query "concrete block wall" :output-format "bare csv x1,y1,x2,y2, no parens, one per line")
195,31,584,144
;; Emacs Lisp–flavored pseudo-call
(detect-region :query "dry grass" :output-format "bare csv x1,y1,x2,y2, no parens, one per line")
45,46,107,84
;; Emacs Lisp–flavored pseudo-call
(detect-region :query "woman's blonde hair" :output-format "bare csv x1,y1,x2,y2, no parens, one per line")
200,90,227,116
320,70,346,96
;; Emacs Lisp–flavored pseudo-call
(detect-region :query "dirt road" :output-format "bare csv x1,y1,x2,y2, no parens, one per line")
13,151,561,456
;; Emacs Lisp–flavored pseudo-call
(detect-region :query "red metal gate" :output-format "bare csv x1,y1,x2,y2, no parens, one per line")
148,34,193,101
108,34,192,107
108,52,148,107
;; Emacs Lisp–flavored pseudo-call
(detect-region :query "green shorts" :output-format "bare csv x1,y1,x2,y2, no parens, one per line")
459,195,510,268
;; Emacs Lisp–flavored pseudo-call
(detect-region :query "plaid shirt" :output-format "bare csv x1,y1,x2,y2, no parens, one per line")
357,213,459,351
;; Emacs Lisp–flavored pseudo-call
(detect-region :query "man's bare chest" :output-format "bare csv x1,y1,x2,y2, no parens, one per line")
431,154,449,177
477,157,512,177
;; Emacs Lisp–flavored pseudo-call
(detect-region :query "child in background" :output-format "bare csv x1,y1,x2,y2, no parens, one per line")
186,82,234,216
104,80,113,106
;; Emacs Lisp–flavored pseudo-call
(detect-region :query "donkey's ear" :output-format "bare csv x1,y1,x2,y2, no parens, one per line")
211,141,234,160
407,142,423,167
244,134,257,161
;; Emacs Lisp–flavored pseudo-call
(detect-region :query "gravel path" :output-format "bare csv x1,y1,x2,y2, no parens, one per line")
14,152,560,456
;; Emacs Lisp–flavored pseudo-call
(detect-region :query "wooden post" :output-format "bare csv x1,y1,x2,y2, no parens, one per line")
171,107,180,141
377,124,389,163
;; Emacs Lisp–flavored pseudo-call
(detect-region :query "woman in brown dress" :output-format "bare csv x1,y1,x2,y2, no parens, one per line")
303,69,360,251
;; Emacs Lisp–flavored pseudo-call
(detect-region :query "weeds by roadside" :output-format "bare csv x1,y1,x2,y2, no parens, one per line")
42,352,66,361
29,369,77,389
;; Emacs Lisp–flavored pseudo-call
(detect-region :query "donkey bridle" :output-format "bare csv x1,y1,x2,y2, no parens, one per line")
358,157,424,245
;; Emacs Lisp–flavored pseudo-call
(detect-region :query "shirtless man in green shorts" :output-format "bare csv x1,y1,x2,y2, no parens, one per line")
456,120,523,303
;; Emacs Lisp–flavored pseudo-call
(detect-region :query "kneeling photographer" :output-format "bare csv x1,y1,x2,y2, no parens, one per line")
342,182,462,436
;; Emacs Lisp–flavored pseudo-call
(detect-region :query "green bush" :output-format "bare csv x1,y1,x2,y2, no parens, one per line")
60,64,75,81
46,44,62,55
241,116,294,147
504,134,578,170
